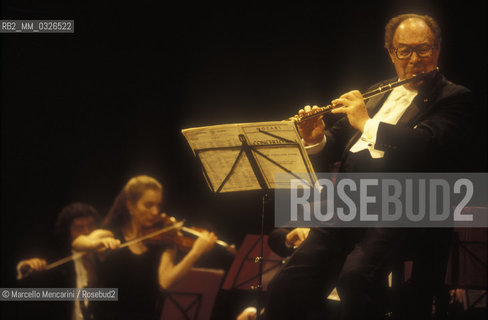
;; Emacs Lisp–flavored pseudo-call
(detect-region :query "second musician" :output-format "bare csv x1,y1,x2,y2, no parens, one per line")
73,175,217,320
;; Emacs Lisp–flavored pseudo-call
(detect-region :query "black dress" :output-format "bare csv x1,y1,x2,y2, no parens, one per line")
98,232,164,320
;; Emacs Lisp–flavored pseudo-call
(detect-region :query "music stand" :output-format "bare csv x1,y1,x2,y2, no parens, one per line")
160,268,225,320
446,211,488,310
182,121,317,319
222,234,285,291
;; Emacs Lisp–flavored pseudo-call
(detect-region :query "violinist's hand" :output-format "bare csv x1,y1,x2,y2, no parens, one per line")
89,229,121,251
72,229,121,252
191,231,217,257
19,258,47,273
285,228,311,248
296,105,325,145
16,257,47,279
331,90,370,132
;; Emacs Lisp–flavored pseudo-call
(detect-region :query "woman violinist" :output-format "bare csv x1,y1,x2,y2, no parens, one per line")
72,175,217,320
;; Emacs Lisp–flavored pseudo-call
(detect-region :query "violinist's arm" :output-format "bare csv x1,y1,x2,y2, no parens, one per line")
71,229,121,252
158,231,217,290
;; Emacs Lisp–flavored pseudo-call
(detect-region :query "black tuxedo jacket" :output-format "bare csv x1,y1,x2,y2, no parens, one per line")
315,72,472,173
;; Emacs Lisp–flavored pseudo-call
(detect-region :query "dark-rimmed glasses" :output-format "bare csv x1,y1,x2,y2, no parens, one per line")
394,44,435,60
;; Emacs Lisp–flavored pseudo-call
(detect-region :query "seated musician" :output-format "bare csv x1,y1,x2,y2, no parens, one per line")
16,202,118,320
72,175,217,320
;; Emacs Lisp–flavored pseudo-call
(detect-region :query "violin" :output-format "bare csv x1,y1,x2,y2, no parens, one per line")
141,214,237,255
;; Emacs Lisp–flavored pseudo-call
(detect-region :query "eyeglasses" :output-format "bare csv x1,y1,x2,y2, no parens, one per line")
394,44,435,60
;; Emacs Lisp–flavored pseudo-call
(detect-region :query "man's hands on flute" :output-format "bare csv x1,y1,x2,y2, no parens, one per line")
296,90,370,143
297,105,325,145
331,90,370,132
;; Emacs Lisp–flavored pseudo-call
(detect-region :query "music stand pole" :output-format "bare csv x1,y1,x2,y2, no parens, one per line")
254,192,270,320
237,134,269,320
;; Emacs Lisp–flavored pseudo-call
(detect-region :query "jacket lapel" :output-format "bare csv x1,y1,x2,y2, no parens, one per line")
397,72,443,127
396,99,421,127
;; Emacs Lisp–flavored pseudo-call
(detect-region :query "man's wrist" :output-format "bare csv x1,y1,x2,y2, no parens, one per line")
304,135,326,155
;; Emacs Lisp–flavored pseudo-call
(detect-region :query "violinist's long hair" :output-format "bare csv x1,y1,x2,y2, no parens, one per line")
104,175,163,231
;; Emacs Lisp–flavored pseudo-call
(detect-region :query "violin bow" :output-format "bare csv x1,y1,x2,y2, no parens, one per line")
17,221,184,280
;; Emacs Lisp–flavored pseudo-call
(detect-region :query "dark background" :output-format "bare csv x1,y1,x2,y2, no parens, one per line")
1,0,486,307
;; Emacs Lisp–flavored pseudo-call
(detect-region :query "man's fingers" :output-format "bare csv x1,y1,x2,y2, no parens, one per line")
330,106,348,114
339,90,361,100
351,90,362,98
332,98,348,106
302,105,319,113
298,105,321,119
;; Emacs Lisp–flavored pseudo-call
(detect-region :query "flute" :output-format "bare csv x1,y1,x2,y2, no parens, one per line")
291,67,439,123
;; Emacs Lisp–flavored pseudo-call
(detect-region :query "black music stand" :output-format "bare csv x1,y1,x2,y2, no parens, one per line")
160,268,224,320
222,234,284,291
447,216,488,310
183,121,317,319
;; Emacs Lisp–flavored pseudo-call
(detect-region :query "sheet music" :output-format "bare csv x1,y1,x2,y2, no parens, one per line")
182,121,317,193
